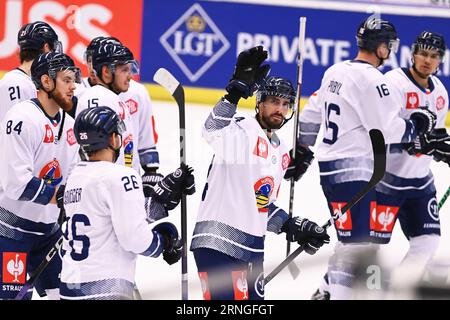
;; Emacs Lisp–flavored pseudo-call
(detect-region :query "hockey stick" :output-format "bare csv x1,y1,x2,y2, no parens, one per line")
14,235,64,300
438,186,450,209
265,129,386,285
286,16,307,280
153,68,188,300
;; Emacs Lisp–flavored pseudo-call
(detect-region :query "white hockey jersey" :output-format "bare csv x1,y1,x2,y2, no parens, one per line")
76,84,140,172
75,78,159,169
299,60,413,184
60,161,164,299
0,98,78,239
0,68,37,121
190,99,291,262
376,68,449,197
120,80,159,168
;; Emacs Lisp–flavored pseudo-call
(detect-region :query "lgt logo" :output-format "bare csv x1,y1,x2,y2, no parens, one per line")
159,3,230,82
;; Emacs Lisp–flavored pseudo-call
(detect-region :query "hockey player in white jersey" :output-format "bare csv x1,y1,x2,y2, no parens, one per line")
297,17,438,300
75,36,162,194
76,42,141,172
60,106,194,300
190,46,330,300
0,52,80,299
375,31,450,287
0,21,62,120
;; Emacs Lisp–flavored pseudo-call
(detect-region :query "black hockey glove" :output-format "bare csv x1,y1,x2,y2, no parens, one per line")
148,163,195,210
55,185,66,226
281,217,330,255
153,222,182,265
225,46,270,103
432,140,450,167
284,144,315,181
142,168,164,198
405,128,450,156
409,107,437,136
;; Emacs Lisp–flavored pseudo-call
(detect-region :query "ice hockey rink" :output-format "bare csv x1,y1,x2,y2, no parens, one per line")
127,99,450,300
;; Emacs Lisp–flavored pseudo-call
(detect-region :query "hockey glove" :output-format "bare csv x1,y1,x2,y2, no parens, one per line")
281,217,330,255
153,222,182,265
432,140,450,167
55,185,66,226
225,46,270,103
409,107,437,136
148,163,195,210
142,168,164,198
406,128,450,156
284,144,315,181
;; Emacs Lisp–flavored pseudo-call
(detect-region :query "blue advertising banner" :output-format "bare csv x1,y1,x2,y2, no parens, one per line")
141,0,450,100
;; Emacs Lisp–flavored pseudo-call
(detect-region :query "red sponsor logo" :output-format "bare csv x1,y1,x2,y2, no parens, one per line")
118,101,127,120
125,98,138,115
198,272,211,300
66,128,76,146
0,0,143,77
436,95,446,111
406,92,419,109
370,202,399,233
43,124,54,143
2,252,27,284
253,136,268,159
331,202,352,230
231,270,249,300
281,153,290,171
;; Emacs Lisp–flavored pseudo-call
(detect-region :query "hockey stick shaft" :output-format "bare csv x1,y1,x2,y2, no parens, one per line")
153,68,188,300
286,16,307,278
15,235,64,300
438,186,450,209
266,129,386,285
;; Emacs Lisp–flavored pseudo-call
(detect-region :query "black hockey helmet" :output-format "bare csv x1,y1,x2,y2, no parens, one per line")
74,106,126,153
17,21,62,52
412,31,446,58
31,52,81,89
91,42,139,78
356,16,399,53
84,36,122,63
256,76,296,106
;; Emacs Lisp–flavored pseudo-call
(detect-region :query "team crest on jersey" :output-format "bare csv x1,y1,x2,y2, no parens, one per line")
254,176,274,212
436,96,446,111
2,252,27,284
370,202,399,232
123,135,134,168
43,124,54,143
66,128,77,146
253,136,268,159
281,153,290,170
231,270,249,300
406,92,419,109
39,158,63,186
331,202,352,230
125,98,139,115
427,198,439,222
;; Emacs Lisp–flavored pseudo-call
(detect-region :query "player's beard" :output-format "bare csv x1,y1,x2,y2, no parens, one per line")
52,89,73,112
259,112,285,130
412,64,432,79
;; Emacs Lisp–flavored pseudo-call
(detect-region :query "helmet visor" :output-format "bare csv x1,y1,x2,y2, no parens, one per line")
388,38,400,54
53,40,63,53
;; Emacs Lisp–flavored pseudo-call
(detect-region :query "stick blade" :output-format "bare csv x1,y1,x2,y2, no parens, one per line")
288,261,301,279
368,129,386,182
153,68,179,95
